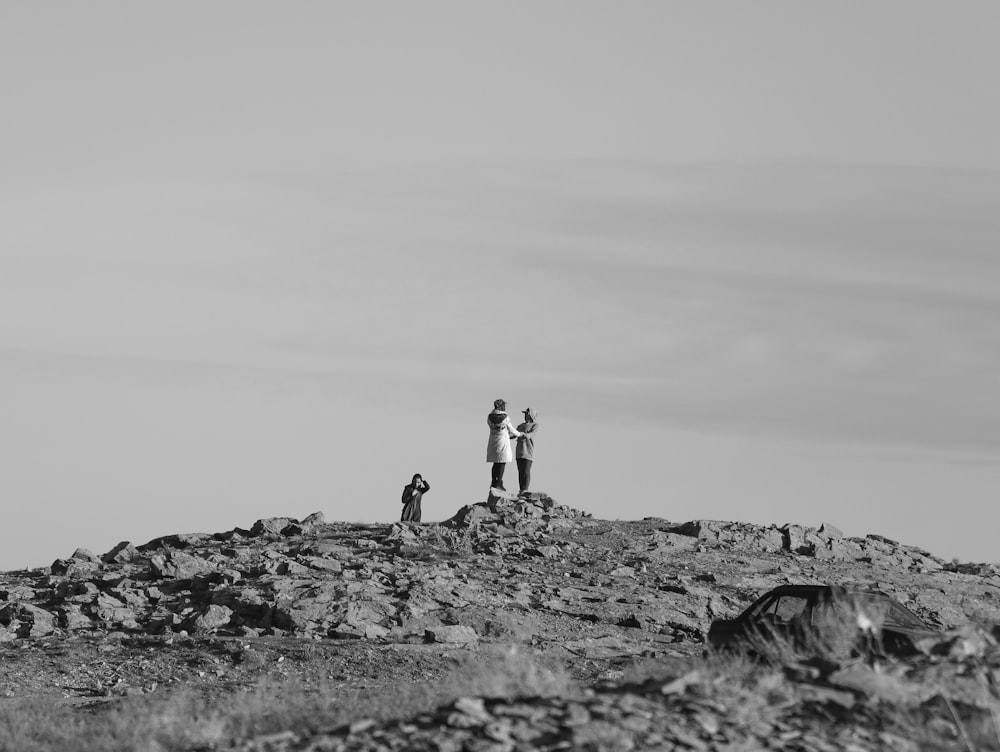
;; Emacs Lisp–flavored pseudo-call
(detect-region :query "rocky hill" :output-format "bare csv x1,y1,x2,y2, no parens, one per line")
2,490,1000,750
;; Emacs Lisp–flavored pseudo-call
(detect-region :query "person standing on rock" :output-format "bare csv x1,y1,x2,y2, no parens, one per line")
487,399,521,490
400,474,430,523
515,407,539,494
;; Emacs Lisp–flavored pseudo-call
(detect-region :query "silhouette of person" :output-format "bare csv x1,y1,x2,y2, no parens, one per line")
400,473,429,523
486,399,521,490
515,407,539,493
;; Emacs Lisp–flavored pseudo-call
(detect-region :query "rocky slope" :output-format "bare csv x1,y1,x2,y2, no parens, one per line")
2,489,1000,750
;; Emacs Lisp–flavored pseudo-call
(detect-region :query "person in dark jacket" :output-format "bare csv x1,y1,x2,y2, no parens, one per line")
515,407,539,493
401,474,430,523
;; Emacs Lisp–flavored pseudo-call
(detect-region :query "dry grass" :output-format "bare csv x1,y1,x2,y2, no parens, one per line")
0,646,574,752
694,596,1000,751
4,596,1000,752
730,590,891,666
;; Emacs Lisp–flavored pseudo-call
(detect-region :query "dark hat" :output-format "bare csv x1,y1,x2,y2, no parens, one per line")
494,398,506,409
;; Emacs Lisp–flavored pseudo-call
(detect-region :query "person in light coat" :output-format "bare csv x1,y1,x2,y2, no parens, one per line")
486,398,521,490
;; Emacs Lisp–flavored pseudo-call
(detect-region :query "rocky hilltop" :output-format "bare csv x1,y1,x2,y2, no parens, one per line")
2,490,1000,750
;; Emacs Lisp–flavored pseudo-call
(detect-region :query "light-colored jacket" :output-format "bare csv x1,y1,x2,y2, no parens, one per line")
486,409,521,463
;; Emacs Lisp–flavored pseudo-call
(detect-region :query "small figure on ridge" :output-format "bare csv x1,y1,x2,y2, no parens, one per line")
486,399,521,490
401,473,430,523
515,407,539,494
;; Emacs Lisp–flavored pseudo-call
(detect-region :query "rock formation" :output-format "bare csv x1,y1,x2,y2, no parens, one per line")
1,490,999,750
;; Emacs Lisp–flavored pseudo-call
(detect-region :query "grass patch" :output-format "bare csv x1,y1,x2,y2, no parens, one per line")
0,647,574,752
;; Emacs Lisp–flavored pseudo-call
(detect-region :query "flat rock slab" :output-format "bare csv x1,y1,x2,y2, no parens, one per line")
426,625,479,644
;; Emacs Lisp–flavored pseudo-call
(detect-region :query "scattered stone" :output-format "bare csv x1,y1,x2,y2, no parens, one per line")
781,524,809,555
50,558,100,577
818,522,844,540
426,625,479,644
102,542,139,564
250,517,297,538
139,532,211,551
17,604,57,637
1,496,998,752
649,530,699,550
57,604,94,631
149,551,216,580
827,665,925,706
185,604,234,634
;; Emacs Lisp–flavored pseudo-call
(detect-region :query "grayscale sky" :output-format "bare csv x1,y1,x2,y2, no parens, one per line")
1,2,998,570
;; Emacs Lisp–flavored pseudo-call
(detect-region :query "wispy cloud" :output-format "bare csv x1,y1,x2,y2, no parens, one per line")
2,161,996,458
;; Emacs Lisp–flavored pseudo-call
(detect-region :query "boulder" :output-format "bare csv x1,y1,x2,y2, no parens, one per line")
748,527,786,553
818,522,844,540
511,500,544,518
805,533,836,560
149,551,216,579
250,517,297,538
144,611,183,635
829,537,865,560
446,491,584,529
331,622,389,639
214,588,272,624
863,535,898,556
486,488,520,508
60,581,100,603
102,542,139,564
92,593,138,628
425,625,479,644
387,524,420,544
185,604,234,633
282,511,326,536
275,560,311,576
445,504,496,529
649,531,699,550
9,604,56,638
781,524,809,554
301,557,343,573
344,599,396,630
519,491,555,506
50,559,100,577
58,604,94,631
139,532,211,551
110,586,151,610
671,521,727,543
273,600,339,633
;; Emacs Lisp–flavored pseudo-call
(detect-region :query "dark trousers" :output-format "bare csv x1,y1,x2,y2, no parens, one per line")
491,462,506,489
516,458,532,493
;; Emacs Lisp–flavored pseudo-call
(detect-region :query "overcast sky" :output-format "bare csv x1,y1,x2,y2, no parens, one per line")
1,2,998,570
